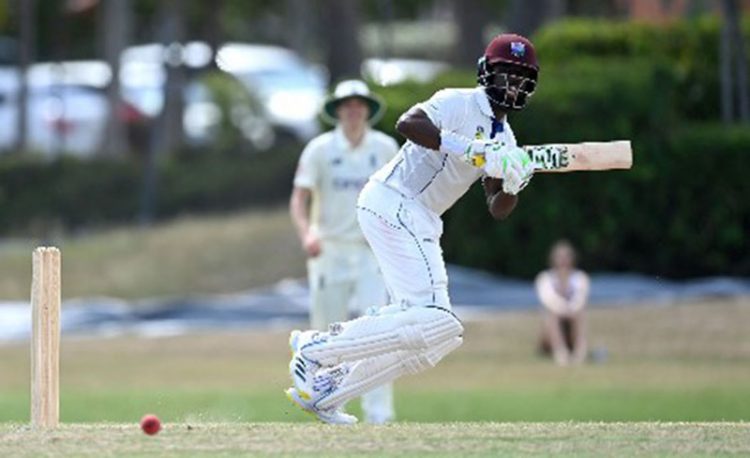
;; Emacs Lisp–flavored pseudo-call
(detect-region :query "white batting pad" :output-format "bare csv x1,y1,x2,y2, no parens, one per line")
300,306,463,367
315,335,463,410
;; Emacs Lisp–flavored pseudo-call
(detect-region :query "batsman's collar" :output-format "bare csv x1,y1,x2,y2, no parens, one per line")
473,87,497,119
322,79,385,126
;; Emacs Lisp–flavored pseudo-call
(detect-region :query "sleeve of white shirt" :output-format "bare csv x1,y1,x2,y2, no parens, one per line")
293,141,320,189
416,89,466,131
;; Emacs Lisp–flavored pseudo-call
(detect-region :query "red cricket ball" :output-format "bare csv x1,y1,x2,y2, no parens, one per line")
140,414,161,435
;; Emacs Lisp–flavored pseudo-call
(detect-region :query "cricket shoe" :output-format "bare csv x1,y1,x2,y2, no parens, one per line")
288,328,342,408
285,387,358,425
286,350,356,425
288,347,348,407
288,330,325,390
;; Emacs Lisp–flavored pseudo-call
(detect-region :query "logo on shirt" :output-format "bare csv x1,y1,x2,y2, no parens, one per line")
331,158,343,166
332,176,369,191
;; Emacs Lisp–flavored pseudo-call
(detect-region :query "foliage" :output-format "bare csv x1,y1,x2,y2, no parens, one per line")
442,123,750,278
371,17,750,278
533,16,750,121
0,148,298,236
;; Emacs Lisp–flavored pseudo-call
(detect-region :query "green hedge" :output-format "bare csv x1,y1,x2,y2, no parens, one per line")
368,16,750,278
533,16,750,121
0,149,298,235
441,123,750,278
514,57,678,143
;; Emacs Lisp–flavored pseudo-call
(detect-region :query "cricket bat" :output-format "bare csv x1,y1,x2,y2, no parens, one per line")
524,140,632,173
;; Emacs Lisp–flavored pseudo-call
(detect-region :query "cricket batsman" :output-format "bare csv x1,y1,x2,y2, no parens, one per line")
289,79,399,423
286,33,538,424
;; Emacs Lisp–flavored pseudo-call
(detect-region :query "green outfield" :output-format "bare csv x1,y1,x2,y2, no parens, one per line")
1,299,749,424
1,299,749,455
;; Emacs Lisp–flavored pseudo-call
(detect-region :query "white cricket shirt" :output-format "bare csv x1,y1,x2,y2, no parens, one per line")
372,87,517,215
294,126,399,243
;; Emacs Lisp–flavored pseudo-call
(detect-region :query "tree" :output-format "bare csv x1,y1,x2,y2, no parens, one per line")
16,0,35,153
319,0,363,81
156,0,186,153
285,0,315,60
101,0,132,156
507,0,566,37
719,0,749,123
452,0,491,68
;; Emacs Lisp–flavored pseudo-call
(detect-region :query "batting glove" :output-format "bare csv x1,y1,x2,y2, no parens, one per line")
484,145,535,195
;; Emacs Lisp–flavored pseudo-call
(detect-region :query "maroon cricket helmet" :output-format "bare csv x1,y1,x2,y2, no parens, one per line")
483,33,539,71
477,33,539,111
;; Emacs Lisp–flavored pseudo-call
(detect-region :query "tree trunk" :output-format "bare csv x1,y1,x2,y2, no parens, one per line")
508,0,566,37
377,0,395,59
140,0,186,225
452,0,489,68
16,0,35,153
202,0,224,68
719,0,749,123
719,0,734,123
285,0,314,60
102,0,131,156
725,0,749,121
320,0,362,81
157,0,186,154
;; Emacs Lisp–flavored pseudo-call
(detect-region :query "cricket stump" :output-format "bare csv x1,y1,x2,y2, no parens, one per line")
30,247,61,429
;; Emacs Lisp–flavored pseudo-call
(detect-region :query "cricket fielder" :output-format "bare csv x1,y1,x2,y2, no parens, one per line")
286,33,538,424
289,79,399,423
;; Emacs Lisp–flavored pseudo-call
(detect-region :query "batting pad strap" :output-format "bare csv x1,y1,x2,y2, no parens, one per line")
315,336,463,410
301,306,463,367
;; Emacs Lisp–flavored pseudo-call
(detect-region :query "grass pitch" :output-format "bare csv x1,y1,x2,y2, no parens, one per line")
1,264,749,455
1,422,749,457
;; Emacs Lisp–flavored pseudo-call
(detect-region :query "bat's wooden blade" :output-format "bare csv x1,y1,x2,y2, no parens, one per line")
524,140,633,173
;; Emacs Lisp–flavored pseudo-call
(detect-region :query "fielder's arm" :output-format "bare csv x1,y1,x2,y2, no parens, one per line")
289,187,321,257
482,177,518,220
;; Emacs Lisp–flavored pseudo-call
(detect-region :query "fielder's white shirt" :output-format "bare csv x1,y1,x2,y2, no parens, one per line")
294,126,399,243
372,87,517,216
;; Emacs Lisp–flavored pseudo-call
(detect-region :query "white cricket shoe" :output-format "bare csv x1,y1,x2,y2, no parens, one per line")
288,329,324,394
288,333,347,403
287,330,356,424
285,387,358,425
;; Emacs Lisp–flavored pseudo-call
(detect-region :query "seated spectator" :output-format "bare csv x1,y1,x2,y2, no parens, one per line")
535,240,590,366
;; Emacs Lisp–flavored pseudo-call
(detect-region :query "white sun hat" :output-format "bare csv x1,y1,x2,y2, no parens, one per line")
322,79,385,125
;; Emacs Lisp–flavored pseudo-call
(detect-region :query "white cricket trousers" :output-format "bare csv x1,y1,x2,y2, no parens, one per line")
356,180,451,310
